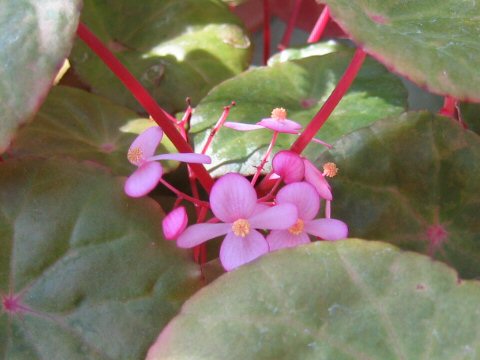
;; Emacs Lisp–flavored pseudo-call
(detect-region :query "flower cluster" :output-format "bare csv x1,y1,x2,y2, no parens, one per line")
124,107,348,271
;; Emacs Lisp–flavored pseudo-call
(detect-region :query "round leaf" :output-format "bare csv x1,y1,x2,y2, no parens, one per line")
8,86,179,175
316,112,480,278
191,50,407,177
324,0,480,101
0,158,201,359
71,0,251,113
147,240,480,359
0,0,82,153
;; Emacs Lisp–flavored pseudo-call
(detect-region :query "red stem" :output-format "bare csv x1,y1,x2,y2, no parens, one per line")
290,48,366,154
263,0,271,64
201,102,235,154
76,22,214,191
439,96,457,118
158,178,210,208
251,131,279,186
307,6,330,43
278,0,303,50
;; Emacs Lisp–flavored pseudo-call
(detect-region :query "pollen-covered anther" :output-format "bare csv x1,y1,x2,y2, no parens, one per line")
271,107,287,120
323,162,338,177
232,218,251,237
288,219,304,235
127,147,144,165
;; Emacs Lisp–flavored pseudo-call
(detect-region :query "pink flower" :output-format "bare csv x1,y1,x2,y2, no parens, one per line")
303,158,332,200
125,127,211,198
267,182,348,251
162,206,188,240
177,173,298,271
272,150,305,184
225,107,302,134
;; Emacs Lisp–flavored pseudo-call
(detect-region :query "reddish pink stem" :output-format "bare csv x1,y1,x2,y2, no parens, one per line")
278,0,303,50
439,96,457,118
158,178,209,208
251,131,279,186
201,102,235,154
263,0,271,64
290,48,366,154
307,6,330,43
76,22,214,192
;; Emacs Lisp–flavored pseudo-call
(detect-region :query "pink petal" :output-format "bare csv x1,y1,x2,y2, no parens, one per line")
257,118,302,134
162,206,188,240
272,150,305,184
249,203,297,230
210,173,257,222
303,159,332,200
220,230,268,271
276,182,319,220
267,230,310,251
149,153,211,164
176,223,231,248
304,218,348,240
124,161,163,198
128,126,163,166
224,122,264,131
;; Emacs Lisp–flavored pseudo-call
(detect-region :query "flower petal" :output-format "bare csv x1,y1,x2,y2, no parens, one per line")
224,122,264,131
149,153,211,164
220,230,268,271
127,126,163,165
304,218,348,240
124,161,163,198
210,173,257,222
303,159,332,200
257,118,302,134
267,230,310,251
272,150,305,184
249,203,297,230
176,223,231,248
162,206,188,240
276,182,319,220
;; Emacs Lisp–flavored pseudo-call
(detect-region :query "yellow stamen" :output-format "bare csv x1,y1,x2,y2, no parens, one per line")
127,147,144,165
288,219,304,235
232,219,251,237
271,107,287,120
323,162,338,177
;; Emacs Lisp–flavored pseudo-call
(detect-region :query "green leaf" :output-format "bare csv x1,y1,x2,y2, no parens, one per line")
316,112,480,278
0,0,82,153
146,240,480,360
324,0,480,101
267,40,347,65
459,103,480,135
71,0,251,113
8,86,180,175
191,50,407,177
0,158,201,359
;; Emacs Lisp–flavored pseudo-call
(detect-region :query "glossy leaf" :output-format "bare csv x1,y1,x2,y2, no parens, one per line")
324,0,480,101
267,41,346,65
191,50,407,177
0,158,201,359
147,240,480,359
316,112,480,278
8,86,179,175
0,0,81,153
71,0,251,113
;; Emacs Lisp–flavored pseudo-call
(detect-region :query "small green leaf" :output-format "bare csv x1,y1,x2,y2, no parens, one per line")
9,86,179,175
324,0,480,101
147,240,480,360
71,0,251,113
191,50,407,177
316,112,480,278
0,158,201,359
0,0,82,153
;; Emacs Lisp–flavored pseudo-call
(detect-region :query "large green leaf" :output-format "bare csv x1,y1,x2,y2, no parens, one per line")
0,158,201,359
8,86,178,175
316,112,480,278
324,0,480,101
190,50,407,177
0,0,82,153
71,0,251,113
460,103,480,135
147,240,480,359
